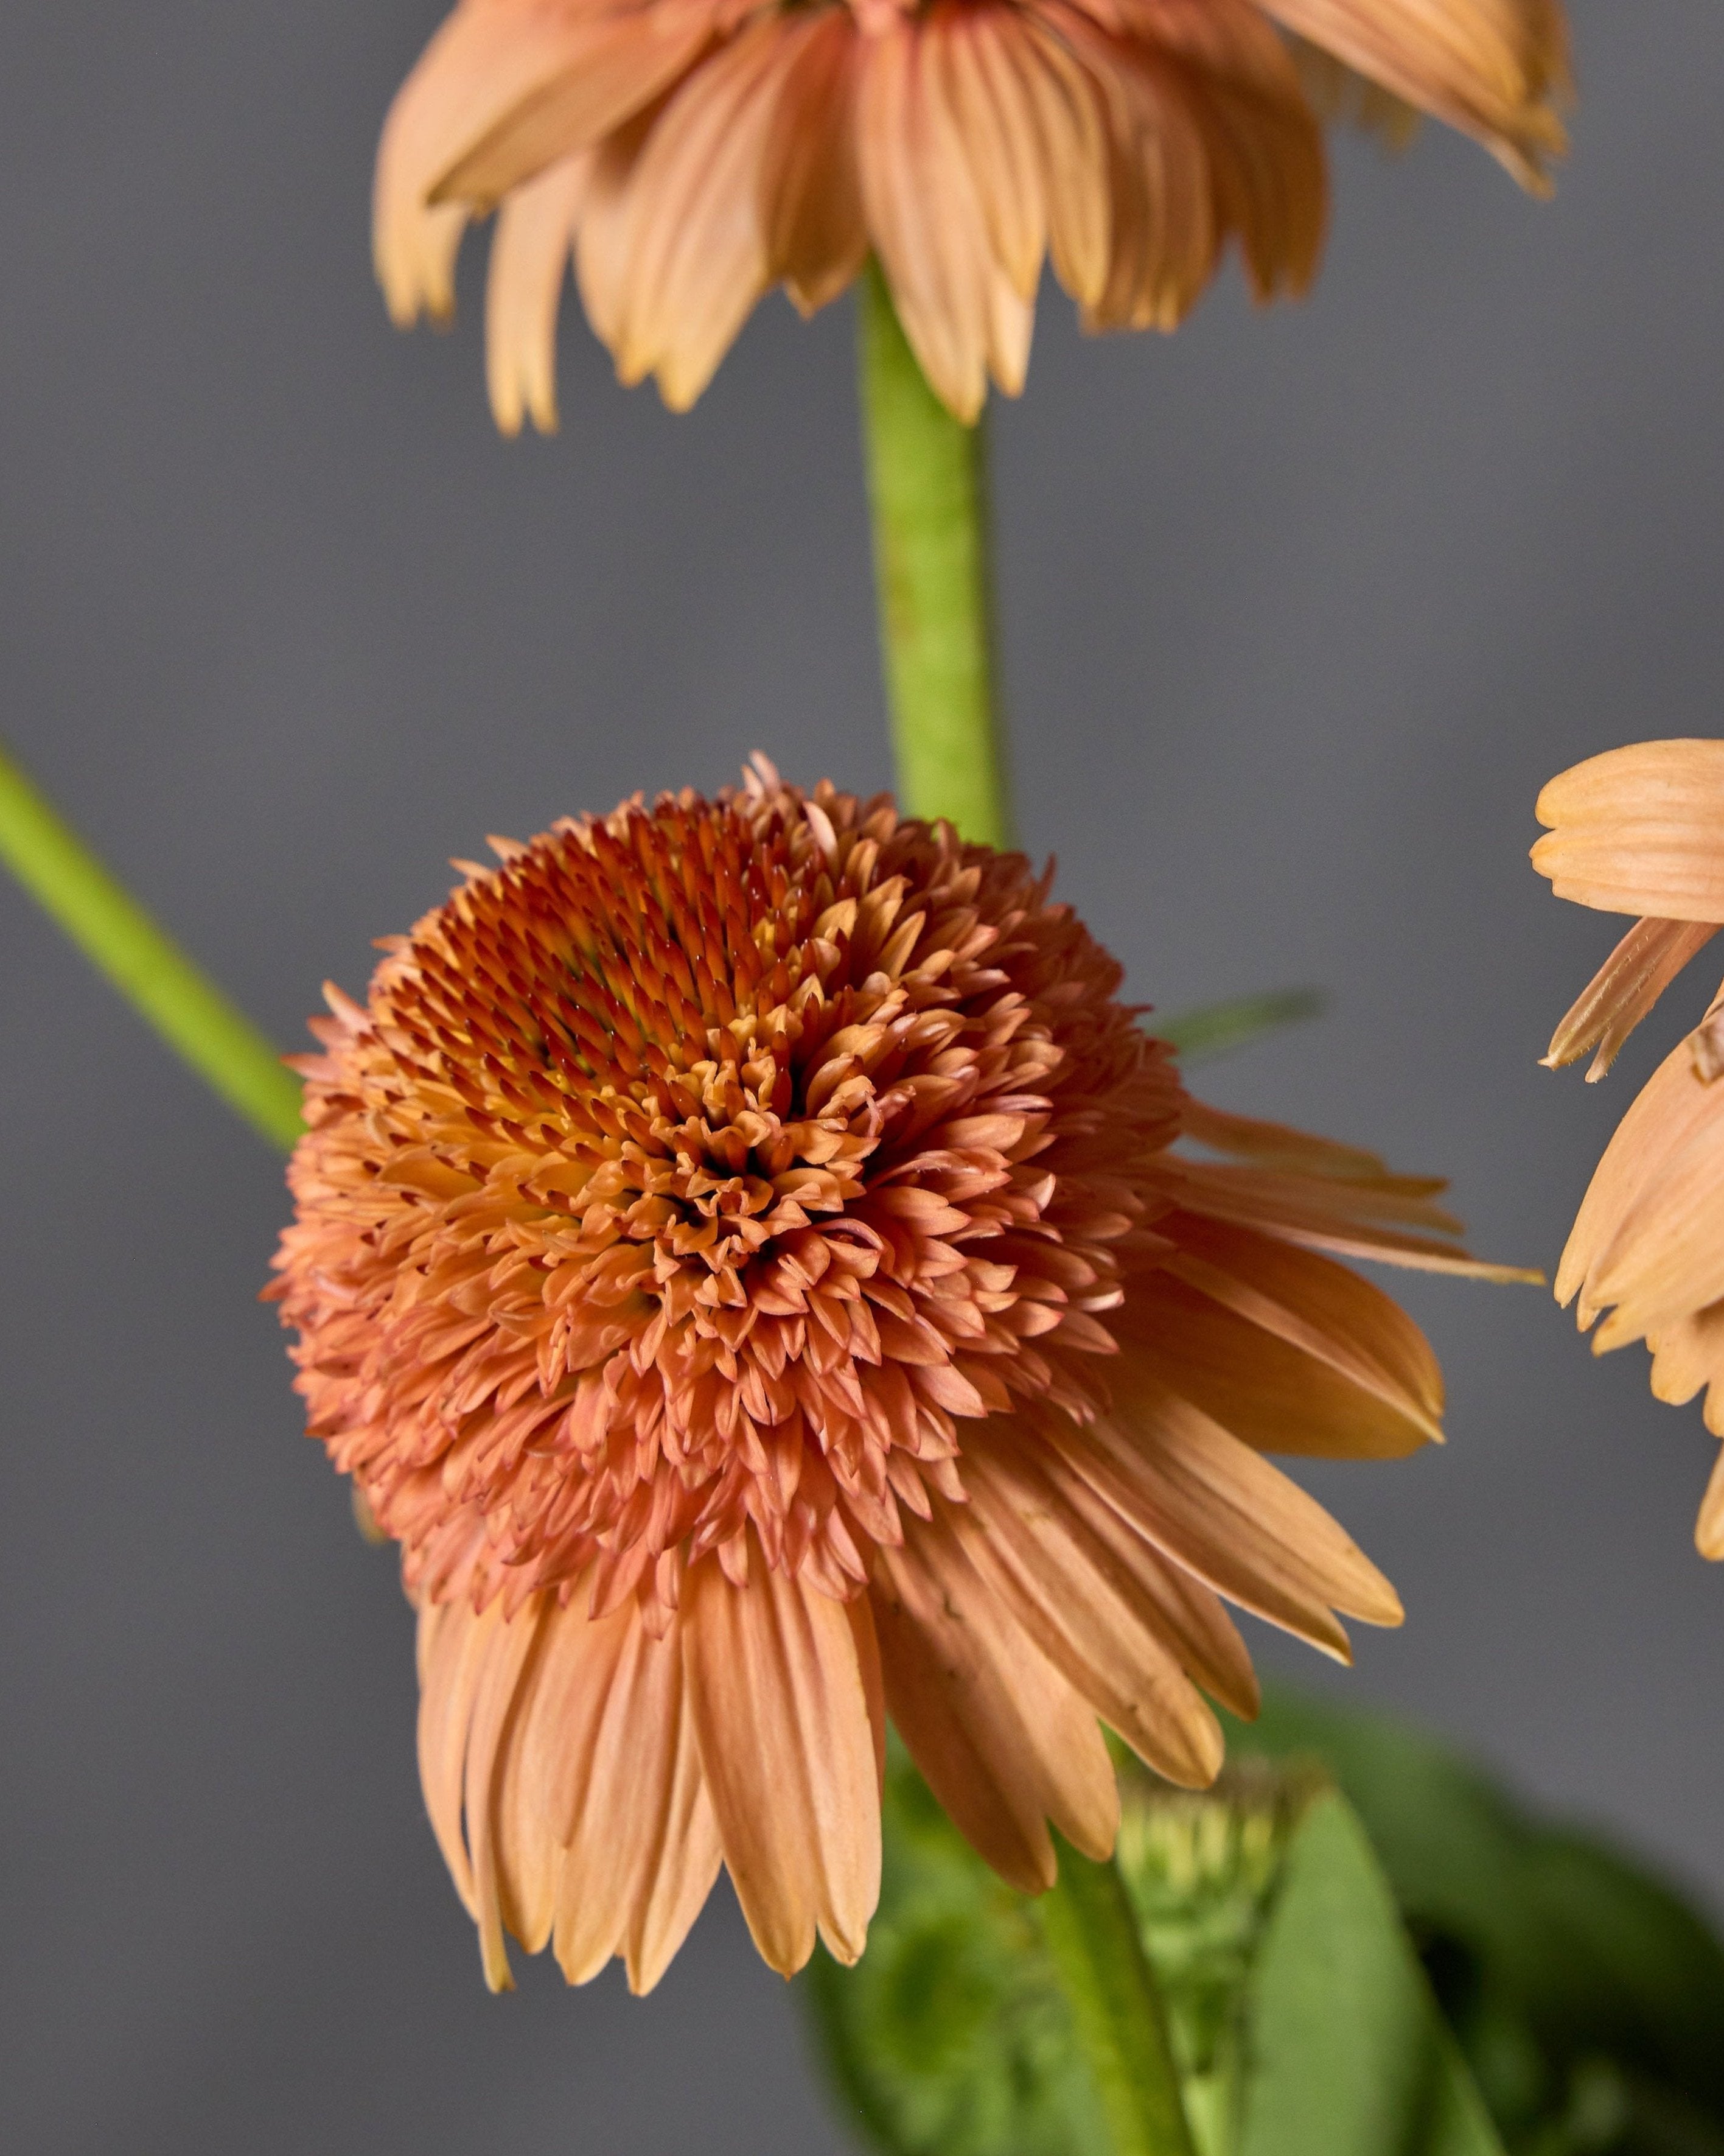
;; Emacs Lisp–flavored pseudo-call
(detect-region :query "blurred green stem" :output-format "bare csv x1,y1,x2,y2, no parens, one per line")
0,740,301,1148
856,261,1012,845
1039,1836,1199,2156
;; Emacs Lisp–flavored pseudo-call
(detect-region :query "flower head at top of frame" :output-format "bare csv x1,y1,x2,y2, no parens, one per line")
270,756,1523,1992
375,0,1571,428
1534,738,1724,1558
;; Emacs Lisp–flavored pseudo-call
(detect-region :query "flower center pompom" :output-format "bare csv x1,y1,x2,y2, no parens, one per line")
271,762,1181,1630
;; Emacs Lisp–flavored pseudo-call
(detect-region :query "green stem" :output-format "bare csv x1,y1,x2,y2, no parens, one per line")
1039,1834,1199,2156
0,741,302,1149
856,261,1013,847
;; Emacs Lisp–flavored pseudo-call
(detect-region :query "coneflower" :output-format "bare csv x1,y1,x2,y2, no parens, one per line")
271,760,1520,1991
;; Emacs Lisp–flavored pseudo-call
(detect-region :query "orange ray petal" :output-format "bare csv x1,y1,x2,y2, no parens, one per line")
431,1,721,211
953,1441,1227,1786
1533,740,1724,923
682,1551,883,1973
872,1514,1117,1892
1254,0,1568,190
486,153,592,435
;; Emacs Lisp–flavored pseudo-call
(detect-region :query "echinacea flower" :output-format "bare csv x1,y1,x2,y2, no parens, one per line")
272,760,1517,1990
374,0,1570,427
1534,739,1724,1556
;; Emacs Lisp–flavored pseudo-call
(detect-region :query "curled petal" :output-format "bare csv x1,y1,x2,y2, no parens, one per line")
1533,740,1724,923
1543,916,1719,1083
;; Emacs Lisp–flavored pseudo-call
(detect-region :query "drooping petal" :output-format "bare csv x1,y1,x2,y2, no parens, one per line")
486,154,591,434
929,7,1050,303
1647,1300,1724,1435
1119,1256,1442,1459
1583,1096,1724,1353
858,13,1035,421
1532,741,1724,924
952,1439,1227,1786
1542,916,1719,1083
1044,1374,1405,1655
1557,1034,1724,1320
431,0,722,210
1254,0,1568,189
534,1595,722,1992
872,1514,1118,1892
375,1,592,324
683,1550,883,1974
760,10,868,314
606,16,801,408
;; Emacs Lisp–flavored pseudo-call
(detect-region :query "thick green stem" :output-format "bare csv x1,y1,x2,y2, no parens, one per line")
0,741,302,1149
1039,1834,1199,2156
856,261,1012,846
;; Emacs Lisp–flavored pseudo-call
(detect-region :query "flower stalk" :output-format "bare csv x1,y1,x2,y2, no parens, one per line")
856,261,1013,848
1038,1835,1199,2156
0,740,301,1149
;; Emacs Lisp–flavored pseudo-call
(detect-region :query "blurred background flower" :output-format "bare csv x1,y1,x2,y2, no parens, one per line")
376,0,1568,424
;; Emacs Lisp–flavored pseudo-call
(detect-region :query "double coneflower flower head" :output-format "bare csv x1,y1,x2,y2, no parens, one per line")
1535,741,1724,1556
375,0,1569,425
273,762,1516,1990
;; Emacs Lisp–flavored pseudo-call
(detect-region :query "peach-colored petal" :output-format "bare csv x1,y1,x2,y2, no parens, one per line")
1542,916,1719,1083
1584,1097,1724,1351
682,1550,882,1974
1287,30,1421,149
607,16,798,408
858,14,1035,421
953,1442,1227,1787
1149,1211,1445,1451
461,1600,548,1991
995,11,1112,309
1647,1300,1724,1432
486,153,592,434
1121,1265,1439,1460
929,8,1049,303
375,1,609,326
872,1514,1117,1892
1556,1034,1724,1318
1255,0,1568,189
1160,1153,1535,1279
760,10,868,313
535,1596,722,1992
431,1,722,211
1045,1376,1404,1654
1532,741,1724,924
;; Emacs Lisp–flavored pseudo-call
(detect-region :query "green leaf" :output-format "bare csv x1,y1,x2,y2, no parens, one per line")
1237,1793,1507,2156
1158,989,1325,1066
1229,1685,1724,2150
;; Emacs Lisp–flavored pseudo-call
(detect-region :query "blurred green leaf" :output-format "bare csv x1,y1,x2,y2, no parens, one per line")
1230,1687,1724,2153
1158,989,1325,1065
1237,1792,1506,2156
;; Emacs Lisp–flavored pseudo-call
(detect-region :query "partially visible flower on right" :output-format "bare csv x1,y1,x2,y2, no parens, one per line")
1533,739,1724,1554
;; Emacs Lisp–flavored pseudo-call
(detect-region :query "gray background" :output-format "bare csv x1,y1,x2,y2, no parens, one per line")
1,2,1720,2148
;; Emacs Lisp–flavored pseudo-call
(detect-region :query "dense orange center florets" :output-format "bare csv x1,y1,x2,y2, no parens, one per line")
271,767,1181,1625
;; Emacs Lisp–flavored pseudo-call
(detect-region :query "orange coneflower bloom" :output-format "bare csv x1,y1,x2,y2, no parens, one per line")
1535,739,1724,1557
272,760,1517,1990
375,0,1569,427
